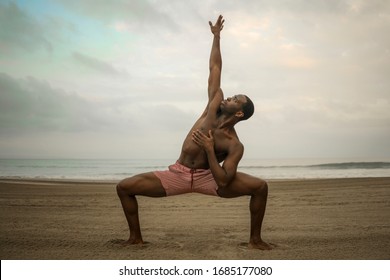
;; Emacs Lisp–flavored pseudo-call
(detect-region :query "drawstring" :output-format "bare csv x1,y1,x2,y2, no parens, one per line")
190,168,196,190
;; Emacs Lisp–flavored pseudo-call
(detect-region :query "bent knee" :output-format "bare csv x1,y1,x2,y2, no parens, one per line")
116,178,136,196
255,180,268,196
116,182,126,196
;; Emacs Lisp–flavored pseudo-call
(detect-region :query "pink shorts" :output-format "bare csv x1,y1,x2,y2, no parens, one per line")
154,161,219,196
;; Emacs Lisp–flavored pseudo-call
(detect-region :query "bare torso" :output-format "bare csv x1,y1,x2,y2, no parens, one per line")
178,112,241,169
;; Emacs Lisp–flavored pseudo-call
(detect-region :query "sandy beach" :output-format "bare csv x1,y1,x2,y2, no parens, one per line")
0,177,389,260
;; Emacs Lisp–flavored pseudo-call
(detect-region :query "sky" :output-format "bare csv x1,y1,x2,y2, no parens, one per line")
0,0,389,160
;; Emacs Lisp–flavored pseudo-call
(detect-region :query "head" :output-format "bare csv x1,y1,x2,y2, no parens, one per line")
240,95,254,121
220,94,254,122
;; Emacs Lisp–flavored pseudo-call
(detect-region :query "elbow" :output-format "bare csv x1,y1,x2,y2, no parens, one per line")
209,64,222,73
216,178,231,189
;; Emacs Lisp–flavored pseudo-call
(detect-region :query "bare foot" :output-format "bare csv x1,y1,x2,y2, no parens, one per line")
248,240,274,250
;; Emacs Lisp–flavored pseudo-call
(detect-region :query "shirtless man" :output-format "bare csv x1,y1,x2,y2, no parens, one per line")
117,15,272,250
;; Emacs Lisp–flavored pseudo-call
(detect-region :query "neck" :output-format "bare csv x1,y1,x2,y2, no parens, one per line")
217,113,238,129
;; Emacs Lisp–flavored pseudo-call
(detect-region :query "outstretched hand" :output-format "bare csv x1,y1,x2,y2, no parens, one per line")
209,15,224,36
192,129,215,152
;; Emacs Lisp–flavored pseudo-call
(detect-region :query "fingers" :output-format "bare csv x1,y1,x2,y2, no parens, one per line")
192,129,205,141
192,135,201,146
191,129,215,150
191,130,203,146
191,129,209,144
217,15,224,26
210,15,224,29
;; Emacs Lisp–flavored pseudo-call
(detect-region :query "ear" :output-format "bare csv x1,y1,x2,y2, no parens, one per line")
235,111,244,118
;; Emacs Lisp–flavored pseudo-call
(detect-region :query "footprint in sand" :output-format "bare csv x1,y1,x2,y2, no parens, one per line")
238,242,280,251
107,239,151,248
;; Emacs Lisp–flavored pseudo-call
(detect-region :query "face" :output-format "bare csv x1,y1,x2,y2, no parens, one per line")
220,94,246,115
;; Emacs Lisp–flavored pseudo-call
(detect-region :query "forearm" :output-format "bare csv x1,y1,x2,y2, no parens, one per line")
208,15,224,95
205,148,230,188
209,35,222,71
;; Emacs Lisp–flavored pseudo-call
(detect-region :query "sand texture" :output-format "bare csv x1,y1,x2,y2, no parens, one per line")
0,177,389,259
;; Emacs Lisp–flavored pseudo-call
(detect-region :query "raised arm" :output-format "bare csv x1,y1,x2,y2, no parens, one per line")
208,15,224,101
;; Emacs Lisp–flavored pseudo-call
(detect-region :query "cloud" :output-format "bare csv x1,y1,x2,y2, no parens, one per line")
56,0,179,32
221,0,389,15
0,73,116,134
0,2,52,53
72,51,129,77
258,95,390,128
1,0,389,159
0,72,193,158
0,71,193,137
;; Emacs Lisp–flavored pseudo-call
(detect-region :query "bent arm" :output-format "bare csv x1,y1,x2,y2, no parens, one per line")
192,129,243,188
206,143,243,188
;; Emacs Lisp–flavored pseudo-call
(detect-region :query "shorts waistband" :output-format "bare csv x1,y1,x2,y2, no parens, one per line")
173,161,209,173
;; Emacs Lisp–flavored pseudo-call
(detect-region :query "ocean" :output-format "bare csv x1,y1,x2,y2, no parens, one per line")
1,158,390,180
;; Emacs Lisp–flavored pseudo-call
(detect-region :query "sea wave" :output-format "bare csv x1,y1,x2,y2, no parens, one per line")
309,162,390,169
241,162,390,170
2,159,390,180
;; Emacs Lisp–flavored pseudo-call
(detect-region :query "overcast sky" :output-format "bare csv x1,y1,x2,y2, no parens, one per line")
0,0,389,160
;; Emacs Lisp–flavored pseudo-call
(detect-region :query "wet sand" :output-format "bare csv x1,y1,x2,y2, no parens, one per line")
0,177,389,259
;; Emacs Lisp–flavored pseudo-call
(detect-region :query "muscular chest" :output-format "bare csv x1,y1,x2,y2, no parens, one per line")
197,124,231,158
213,132,230,162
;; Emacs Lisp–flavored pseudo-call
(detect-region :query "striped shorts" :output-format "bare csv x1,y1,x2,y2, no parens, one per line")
154,161,219,196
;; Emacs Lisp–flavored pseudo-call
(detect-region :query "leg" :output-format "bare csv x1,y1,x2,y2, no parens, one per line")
217,172,273,250
116,172,166,245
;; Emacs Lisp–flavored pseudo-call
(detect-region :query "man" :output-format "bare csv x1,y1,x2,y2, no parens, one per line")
117,15,272,250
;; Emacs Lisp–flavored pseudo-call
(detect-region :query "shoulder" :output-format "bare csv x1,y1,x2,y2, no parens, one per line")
204,88,223,117
222,139,244,170
231,139,244,153
227,137,244,158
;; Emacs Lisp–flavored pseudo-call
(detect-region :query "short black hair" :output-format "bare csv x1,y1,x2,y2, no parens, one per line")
241,95,254,121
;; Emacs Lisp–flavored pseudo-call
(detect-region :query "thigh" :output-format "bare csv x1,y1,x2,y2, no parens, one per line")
217,172,266,198
118,172,166,197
